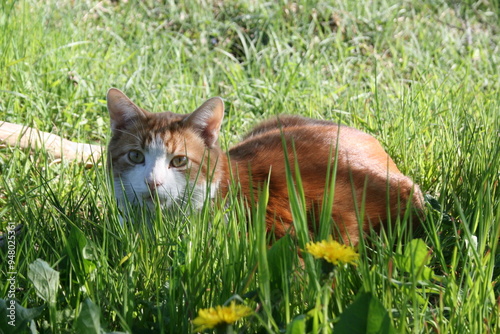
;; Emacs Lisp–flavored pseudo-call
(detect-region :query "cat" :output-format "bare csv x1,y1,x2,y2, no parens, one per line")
107,88,424,245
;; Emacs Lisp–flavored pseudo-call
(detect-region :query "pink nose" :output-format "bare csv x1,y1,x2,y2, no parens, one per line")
147,179,162,191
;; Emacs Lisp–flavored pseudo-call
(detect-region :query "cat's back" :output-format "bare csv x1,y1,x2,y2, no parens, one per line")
241,115,336,139
227,115,423,243
232,115,341,156
229,115,398,175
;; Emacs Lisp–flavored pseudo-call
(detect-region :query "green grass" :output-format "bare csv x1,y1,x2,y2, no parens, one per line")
1,0,499,333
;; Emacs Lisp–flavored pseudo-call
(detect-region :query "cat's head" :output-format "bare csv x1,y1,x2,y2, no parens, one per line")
107,88,225,210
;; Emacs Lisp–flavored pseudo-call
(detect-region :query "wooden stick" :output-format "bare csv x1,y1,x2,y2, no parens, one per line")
0,121,103,165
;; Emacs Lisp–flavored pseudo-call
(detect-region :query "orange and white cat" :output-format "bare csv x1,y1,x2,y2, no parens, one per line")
107,88,424,244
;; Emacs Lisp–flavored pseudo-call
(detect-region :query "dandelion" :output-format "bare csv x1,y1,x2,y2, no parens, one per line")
305,238,359,266
193,301,252,332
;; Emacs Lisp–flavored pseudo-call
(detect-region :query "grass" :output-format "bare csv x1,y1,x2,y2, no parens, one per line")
1,0,499,333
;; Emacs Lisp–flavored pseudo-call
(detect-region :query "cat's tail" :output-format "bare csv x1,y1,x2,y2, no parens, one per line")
0,121,103,166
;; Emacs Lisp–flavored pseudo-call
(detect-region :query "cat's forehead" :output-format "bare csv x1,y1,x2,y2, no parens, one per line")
140,111,197,147
149,110,186,122
143,110,186,129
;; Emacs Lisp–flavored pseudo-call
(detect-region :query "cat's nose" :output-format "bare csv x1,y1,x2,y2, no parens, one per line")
146,179,163,191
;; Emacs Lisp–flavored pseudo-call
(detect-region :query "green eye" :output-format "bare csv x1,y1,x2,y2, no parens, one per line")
128,150,145,164
171,156,188,168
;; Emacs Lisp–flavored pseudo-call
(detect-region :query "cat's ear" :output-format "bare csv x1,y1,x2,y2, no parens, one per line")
184,97,224,148
107,88,145,132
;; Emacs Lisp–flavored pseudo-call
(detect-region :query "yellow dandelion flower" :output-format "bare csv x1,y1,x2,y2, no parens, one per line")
193,301,252,331
305,238,359,265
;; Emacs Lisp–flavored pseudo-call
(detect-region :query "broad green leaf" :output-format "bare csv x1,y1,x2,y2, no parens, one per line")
0,298,44,333
286,314,306,334
68,227,97,275
396,239,434,281
255,182,271,308
267,234,294,287
334,292,396,334
27,259,59,304
74,298,101,334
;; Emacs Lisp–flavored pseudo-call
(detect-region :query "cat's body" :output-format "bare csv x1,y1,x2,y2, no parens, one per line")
107,89,424,244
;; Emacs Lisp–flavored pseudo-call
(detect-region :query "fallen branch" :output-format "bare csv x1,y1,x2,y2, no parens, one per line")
0,121,103,166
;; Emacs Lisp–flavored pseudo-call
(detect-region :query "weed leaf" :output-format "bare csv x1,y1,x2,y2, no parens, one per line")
27,259,59,305
0,298,44,333
286,314,306,334
74,298,101,334
267,234,294,287
334,292,395,334
396,239,434,281
68,227,97,275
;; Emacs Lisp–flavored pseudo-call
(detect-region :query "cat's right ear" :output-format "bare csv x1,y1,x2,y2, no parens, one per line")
107,88,145,132
184,97,225,148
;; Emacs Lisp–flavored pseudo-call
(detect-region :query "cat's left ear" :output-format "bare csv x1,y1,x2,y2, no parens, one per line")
184,97,224,148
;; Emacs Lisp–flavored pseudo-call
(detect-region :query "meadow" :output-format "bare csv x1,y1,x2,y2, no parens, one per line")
0,0,499,333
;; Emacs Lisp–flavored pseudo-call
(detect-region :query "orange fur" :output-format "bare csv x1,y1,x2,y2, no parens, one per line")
223,116,424,244
107,89,424,244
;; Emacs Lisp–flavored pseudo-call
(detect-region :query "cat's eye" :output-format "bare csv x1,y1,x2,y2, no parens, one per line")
128,150,145,164
170,156,188,168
